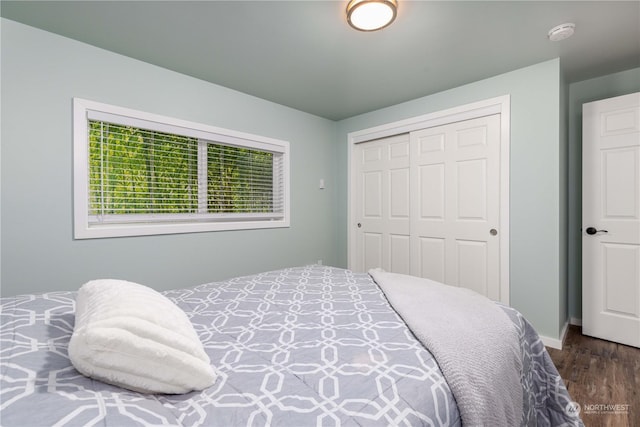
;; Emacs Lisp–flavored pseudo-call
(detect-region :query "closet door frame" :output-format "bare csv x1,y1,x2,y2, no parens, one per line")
347,95,511,304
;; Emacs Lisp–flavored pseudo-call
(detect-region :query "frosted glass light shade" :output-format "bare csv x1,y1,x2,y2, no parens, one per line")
347,0,397,31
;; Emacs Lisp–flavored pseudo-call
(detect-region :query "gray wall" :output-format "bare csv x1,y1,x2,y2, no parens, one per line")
1,19,339,296
336,59,565,340
567,67,640,321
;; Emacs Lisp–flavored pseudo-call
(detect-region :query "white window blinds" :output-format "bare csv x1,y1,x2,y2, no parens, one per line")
74,98,289,238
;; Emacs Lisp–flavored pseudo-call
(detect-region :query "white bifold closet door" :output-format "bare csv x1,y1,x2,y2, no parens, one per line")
354,114,502,301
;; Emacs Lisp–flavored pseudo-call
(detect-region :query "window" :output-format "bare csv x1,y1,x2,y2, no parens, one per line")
74,98,289,239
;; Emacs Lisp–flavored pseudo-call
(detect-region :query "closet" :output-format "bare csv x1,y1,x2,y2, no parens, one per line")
352,113,505,302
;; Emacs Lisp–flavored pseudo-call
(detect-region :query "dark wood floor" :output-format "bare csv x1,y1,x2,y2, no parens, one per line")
546,325,639,427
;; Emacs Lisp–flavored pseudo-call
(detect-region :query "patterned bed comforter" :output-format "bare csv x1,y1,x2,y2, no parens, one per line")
0,265,582,426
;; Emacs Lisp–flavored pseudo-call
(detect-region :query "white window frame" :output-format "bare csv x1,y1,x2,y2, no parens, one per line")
73,98,290,239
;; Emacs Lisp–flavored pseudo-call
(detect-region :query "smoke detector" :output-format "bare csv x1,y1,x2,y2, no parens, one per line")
548,23,575,41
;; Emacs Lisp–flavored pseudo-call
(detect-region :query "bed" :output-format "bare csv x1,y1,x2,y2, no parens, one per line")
1,265,582,426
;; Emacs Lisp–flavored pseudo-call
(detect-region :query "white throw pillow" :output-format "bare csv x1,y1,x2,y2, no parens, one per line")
68,279,216,394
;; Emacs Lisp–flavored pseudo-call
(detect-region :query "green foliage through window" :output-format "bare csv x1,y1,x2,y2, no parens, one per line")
206,143,273,213
89,121,276,218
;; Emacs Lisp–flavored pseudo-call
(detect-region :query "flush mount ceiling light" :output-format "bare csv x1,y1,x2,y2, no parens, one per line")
548,23,575,41
347,0,398,32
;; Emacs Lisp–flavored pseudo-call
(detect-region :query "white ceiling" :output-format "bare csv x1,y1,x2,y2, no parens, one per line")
2,1,639,120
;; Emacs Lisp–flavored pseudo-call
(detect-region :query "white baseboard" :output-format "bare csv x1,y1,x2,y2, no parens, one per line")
570,317,582,326
541,320,569,350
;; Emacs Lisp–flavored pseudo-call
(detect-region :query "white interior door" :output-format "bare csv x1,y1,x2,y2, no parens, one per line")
354,134,411,274
583,92,640,348
410,114,501,301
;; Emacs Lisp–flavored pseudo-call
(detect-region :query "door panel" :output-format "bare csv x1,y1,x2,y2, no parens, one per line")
456,239,488,296
390,168,410,218
457,126,487,148
602,243,639,316
390,234,411,275
456,159,487,220
418,237,446,282
419,164,445,219
363,232,383,272
602,148,638,217
411,114,501,301
363,172,382,217
583,92,640,348
355,134,411,274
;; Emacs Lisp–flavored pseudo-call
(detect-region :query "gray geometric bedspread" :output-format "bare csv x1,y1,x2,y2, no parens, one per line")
0,265,582,426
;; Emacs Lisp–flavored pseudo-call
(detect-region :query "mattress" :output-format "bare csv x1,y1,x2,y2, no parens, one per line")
0,265,581,426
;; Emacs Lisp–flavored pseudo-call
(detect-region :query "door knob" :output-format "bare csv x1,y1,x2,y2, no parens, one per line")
586,227,608,235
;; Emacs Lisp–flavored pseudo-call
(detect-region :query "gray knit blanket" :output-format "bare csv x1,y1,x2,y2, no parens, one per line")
369,269,524,427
